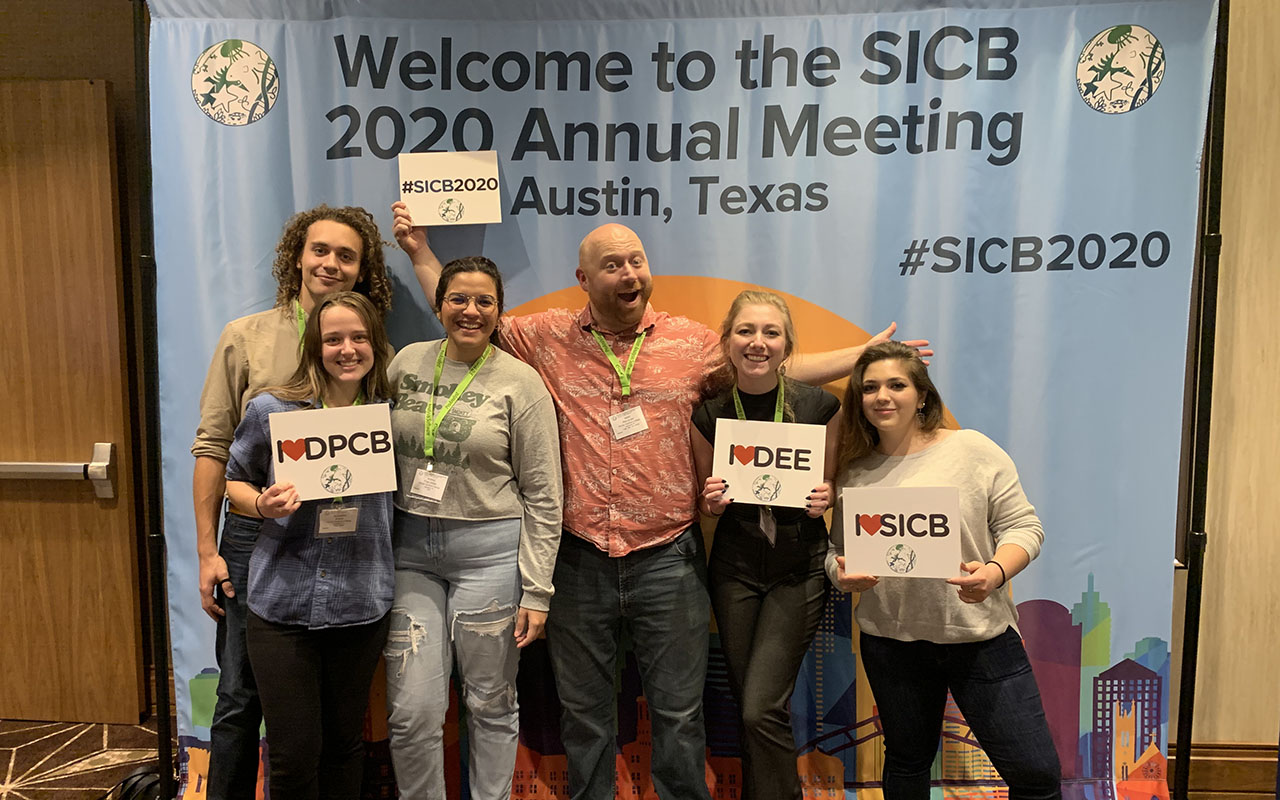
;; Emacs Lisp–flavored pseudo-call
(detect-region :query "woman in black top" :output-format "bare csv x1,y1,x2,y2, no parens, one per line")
690,290,840,800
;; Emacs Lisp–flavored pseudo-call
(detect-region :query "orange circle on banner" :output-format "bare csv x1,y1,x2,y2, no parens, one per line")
509,274,957,430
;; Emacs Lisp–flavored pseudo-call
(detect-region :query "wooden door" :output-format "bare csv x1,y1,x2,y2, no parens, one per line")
0,80,146,723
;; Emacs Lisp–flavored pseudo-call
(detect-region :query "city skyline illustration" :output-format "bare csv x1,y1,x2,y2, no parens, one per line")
174,573,1171,799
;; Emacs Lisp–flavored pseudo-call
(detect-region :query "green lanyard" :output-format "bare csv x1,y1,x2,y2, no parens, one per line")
293,300,307,351
424,342,493,464
591,329,646,398
732,380,785,423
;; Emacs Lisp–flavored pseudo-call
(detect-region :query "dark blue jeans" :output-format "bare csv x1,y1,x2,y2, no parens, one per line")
860,628,1061,800
547,527,712,800
208,512,263,800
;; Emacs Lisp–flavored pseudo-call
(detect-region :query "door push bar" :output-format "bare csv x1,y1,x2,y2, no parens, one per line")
0,442,117,498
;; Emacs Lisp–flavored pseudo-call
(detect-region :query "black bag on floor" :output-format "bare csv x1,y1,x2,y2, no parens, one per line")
100,764,164,800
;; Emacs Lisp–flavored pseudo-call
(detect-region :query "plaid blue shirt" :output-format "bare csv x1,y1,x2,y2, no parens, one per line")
226,393,394,628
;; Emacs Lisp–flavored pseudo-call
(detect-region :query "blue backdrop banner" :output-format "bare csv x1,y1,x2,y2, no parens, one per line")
149,1,1216,796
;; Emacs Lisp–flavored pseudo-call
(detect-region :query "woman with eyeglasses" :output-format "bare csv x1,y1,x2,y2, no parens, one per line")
382,255,563,800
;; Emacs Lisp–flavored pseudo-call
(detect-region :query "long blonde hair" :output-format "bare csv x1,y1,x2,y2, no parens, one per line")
706,290,798,419
267,292,393,405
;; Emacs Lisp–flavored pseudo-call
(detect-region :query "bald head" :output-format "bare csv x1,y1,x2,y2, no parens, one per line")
579,223,644,270
575,223,654,332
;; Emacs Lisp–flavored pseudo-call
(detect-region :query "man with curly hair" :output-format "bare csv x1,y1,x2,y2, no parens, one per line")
191,205,391,800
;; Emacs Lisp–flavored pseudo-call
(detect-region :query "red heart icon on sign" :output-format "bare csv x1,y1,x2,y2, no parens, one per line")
732,445,755,465
858,514,882,536
281,439,306,461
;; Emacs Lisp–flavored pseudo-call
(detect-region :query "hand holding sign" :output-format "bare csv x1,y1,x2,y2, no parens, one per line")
946,561,1003,603
805,480,832,518
257,482,301,519
701,477,732,516
391,201,431,261
833,555,879,592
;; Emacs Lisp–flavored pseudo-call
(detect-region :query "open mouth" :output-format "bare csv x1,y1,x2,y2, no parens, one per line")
618,291,640,303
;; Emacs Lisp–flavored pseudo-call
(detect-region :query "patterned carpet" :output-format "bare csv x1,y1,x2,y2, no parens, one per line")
0,719,167,799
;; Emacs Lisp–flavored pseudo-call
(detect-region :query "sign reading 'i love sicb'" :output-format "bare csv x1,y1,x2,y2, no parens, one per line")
840,486,961,579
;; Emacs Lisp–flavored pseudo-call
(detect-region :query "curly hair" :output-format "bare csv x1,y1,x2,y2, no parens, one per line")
836,341,945,467
271,205,393,314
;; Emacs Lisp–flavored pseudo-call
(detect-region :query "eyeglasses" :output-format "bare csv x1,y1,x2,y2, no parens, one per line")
443,293,497,311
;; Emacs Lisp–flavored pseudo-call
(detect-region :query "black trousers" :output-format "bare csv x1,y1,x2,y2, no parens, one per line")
708,511,828,800
246,610,390,800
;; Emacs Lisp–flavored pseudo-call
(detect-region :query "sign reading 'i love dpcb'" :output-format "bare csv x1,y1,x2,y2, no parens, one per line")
268,404,398,502
712,418,827,509
839,486,961,579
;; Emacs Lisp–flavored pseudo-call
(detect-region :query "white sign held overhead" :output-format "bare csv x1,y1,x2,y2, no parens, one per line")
398,151,502,226
839,486,962,580
268,404,397,502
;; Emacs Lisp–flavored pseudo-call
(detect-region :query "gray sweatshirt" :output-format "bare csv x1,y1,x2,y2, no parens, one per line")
827,429,1044,643
389,340,563,610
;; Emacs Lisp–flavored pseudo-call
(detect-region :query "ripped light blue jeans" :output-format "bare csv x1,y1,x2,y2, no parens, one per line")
384,512,522,800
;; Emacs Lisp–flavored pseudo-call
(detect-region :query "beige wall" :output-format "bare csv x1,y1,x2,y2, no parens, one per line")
1169,0,1280,746
4,0,1277,746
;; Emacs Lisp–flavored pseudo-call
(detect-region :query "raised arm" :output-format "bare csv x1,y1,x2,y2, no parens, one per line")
391,201,444,312
787,322,933,385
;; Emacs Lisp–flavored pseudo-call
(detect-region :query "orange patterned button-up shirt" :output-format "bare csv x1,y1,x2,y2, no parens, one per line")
501,305,721,556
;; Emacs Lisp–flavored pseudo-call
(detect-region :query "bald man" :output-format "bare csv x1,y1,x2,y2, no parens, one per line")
392,203,915,800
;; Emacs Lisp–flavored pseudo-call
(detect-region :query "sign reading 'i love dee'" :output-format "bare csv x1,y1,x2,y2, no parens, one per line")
712,418,827,509
839,486,962,579
267,404,398,502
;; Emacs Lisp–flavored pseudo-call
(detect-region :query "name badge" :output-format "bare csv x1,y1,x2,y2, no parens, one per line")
410,468,449,502
317,505,360,537
609,404,649,440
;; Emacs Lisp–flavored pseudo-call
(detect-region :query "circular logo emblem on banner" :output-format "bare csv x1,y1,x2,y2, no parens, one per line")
1077,25,1165,114
320,464,353,495
885,543,917,574
439,198,465,222
192,39,280,126
751,474,782,503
